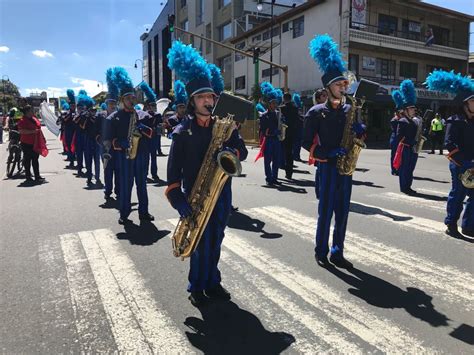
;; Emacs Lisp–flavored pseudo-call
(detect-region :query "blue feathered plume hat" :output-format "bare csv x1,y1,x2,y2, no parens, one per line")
309,34,347,87
174,80,188,107
261,81,283,104
60,99,70,111
208,63,224,95
292,93,302,109
256,102,266,113
425,69,474,104
391,90,404,110
139,80,157,104
66,89,76,105
100,103,107,111
76,92,95,109
105,68,119,103
399,79,417,108
167,40,214,97
112,67,135,98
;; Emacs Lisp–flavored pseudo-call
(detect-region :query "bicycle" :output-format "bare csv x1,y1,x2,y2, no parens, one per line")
6,129,23,178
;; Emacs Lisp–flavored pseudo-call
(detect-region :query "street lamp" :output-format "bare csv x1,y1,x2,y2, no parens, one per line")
2,75,10,115
134,59,144,81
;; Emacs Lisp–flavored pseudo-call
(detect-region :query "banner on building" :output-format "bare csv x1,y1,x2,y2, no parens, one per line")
362,56,376,71
351,0,367,28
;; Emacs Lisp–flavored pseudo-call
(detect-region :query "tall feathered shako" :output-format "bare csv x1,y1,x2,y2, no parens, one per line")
113,67,135,98
76,92,95,109
100,103,107,111
391,90,404,111
208,63,224,95
174,80,188,106
66,89,76,105
261,81,283,104
139,81,157,104
167,40,214,97
105,68,119,102
425,69,474,104
309,34,347,87
292,93,302,109
399,79,417,108
256,102,266,113
61,98,70,111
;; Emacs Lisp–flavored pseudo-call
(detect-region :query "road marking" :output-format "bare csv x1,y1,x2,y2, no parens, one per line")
372,192,446,212
60,229,190,353
249,206,474,309
223,230,429,352
417,188,449,196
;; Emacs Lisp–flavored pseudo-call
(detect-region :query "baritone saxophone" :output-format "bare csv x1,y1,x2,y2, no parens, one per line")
126,110,141,160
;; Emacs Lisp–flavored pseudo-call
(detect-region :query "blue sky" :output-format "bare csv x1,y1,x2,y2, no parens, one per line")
0,0,472,98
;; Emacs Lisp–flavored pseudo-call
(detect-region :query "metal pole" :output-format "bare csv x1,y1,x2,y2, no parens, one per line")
254,58,260,142
270,2,273,84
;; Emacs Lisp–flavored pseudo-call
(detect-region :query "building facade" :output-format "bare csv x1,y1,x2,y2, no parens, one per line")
230,0,472,141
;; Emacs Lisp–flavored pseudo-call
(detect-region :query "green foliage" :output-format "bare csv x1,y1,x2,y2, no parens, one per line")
0,79,21,113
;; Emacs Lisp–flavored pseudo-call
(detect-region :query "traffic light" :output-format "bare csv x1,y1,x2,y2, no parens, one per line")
252,47,260,64
168,14,175,33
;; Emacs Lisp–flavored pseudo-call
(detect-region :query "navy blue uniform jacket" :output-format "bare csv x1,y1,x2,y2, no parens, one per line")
445,114,474,165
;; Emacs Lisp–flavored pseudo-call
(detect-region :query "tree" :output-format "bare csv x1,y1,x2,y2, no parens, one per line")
0,79,21,114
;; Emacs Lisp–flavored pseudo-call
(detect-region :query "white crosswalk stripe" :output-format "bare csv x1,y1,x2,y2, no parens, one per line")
249,206,474,310
373,192,446,212
57,229,191,353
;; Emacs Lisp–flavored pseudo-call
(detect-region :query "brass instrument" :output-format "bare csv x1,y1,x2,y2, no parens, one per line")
172,115,242,259
414,117,427,154
126,110,142,160
277,111,288,141
337,94,367,176
460,168,474,189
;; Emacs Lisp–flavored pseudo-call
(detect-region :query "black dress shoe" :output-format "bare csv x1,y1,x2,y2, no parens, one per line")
330,255,354,269
445,224,461,238
315,255,330,267
25,176,34,182
118,217,132,225
86,179,93,186
461,228,474,238
35,176,45,182
139,213,155,221
205,284,231,301
152,175,160,182
402,188,417,196
273,180,282,185
189,291,208,307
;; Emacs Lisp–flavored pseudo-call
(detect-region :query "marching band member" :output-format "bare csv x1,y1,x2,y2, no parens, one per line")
312,88,328,199
258,81,284,186
63,89,77,168
166,80,188,135
426,70,474,238
280,92,299,180
139,81,162,182
392,80,419,195
303,34,365,269
73,89,89,177
292,92,304,163
107,67,154,225
166,40,247,307
389,91,403,175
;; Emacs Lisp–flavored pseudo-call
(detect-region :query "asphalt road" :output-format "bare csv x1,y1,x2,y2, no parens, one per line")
0,129,473,353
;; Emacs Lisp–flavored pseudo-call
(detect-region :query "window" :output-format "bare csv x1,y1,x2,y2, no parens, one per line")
282,22,289,33
401,19,421,41
262,67,279,78
219,22,232,41
181,19,189,31
292,16,304,38
376,58,396,79
426,64,447,74
378,14,398,36
196,0,204,25
219,0,231,8
180,0,186,8
349,54,359,75
219,55,232,74
429,25,450,46
400,61,418,80
206,24,212,54
263,27,279,40
235,42,245,62
235,76,246,90
252,34,261,42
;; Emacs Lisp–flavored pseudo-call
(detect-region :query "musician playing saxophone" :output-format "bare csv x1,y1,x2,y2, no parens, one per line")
303,34,365,270
166,41,247,307
426,70,474,238
107,67,154,225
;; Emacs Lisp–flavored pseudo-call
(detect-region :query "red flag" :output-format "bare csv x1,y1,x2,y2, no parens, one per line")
34,129,49,157
393,142,404,170
254,136,267,162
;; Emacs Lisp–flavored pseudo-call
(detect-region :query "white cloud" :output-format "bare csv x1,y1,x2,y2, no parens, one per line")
22,87,65,98
0,46,9,53
22,77,103,100
72,52,81,58
32,49,54,58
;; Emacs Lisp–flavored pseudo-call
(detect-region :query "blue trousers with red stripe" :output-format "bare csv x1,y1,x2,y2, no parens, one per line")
264,137,281,183
399,148,418,192
315,162,352,258
104,150,120,197
389,134,397,174
187,183,232,292
445,161,474,230
64,124,75,162
84,137,100,181
148,135,160,178
75,130,86,171
117,151,149,219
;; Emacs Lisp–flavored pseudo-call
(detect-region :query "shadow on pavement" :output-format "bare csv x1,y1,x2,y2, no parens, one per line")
116,220,170,246
228,211,282,239
352,180,384,189
184,300,295,354
327,266,450,327
449,324,474,345
414,176,450,184
350,202,412,221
